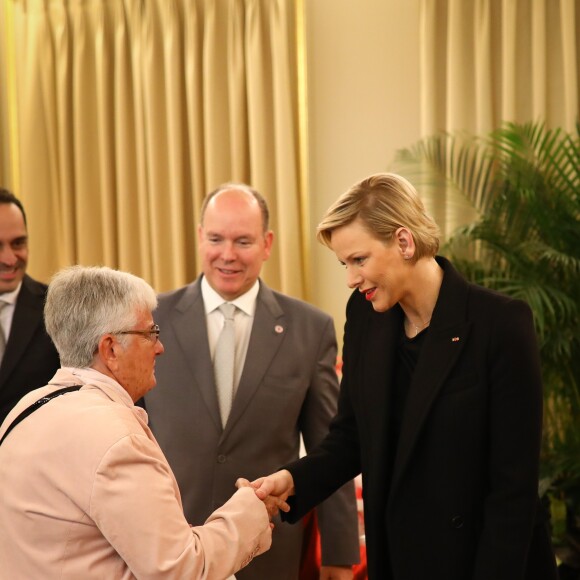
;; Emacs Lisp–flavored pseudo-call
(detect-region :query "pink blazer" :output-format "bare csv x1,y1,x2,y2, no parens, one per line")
0,367,271,579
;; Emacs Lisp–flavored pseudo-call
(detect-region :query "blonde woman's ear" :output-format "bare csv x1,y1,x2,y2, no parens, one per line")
395,226,414,258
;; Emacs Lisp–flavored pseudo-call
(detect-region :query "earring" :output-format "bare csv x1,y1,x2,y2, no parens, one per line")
403,254,411,260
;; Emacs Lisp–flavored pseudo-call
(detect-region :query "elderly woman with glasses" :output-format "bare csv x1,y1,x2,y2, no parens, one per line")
0,265,275,579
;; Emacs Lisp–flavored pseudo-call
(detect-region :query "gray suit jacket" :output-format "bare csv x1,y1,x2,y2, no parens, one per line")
144,277,359,579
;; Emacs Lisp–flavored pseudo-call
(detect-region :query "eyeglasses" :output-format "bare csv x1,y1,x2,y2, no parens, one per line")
116,324,160,343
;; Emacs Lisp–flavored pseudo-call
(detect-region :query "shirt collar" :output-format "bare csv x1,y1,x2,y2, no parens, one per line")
50,366,135,407
0,281,22,305
201,276,259,317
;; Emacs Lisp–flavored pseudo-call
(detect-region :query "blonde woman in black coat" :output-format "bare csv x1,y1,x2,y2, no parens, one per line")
242,173,559,580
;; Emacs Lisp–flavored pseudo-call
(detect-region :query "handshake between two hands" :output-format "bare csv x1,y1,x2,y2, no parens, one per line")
235,471,357,580
235,469,295,522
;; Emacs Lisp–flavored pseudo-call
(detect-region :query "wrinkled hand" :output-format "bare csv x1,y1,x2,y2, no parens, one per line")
319,565,354,580
249,469,295,500
235,477,290,519
236,470,294,519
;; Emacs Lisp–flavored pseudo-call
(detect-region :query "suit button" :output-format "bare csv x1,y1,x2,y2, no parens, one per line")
451,516,464,529
217,454,227,464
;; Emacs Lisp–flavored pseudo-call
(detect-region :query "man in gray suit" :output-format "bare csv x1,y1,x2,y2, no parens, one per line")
144,184,359,579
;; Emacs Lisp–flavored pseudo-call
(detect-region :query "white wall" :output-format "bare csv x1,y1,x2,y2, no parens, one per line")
305,0,422,346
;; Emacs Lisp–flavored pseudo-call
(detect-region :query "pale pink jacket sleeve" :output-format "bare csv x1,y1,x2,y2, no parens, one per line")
90,433,271,579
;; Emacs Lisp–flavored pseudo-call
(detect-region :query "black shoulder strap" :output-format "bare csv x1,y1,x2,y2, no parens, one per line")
0,386,82,447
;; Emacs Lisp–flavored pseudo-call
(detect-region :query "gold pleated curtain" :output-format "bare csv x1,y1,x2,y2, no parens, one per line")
420,0,580,136
0,1,16,186
418,0,580,239
2,0,307,297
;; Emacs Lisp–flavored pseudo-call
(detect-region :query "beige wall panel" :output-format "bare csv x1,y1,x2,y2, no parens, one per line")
305,0,421,347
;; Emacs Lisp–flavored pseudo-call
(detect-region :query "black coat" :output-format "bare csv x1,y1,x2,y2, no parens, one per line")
0,275,60,426
285,257,558,580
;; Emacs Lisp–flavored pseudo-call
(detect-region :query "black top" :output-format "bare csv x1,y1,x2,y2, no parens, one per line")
388,327,428,487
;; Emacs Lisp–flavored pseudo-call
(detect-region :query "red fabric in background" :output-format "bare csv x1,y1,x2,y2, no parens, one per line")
299,510,320,580
299,360,367,579
299,481,367,579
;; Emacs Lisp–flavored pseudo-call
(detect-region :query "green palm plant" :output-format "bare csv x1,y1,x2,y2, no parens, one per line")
394,121,580,561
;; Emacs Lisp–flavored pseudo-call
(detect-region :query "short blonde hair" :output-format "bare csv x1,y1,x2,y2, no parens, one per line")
317,173,440,260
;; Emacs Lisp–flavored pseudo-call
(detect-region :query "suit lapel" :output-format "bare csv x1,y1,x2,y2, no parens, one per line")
390,258,472,497
358,304,402,508
225,283,285,434
170,280,223,430
0,277,44,387
359,306,401,444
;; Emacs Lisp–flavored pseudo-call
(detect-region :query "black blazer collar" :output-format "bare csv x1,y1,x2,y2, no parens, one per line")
390,257,472,495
